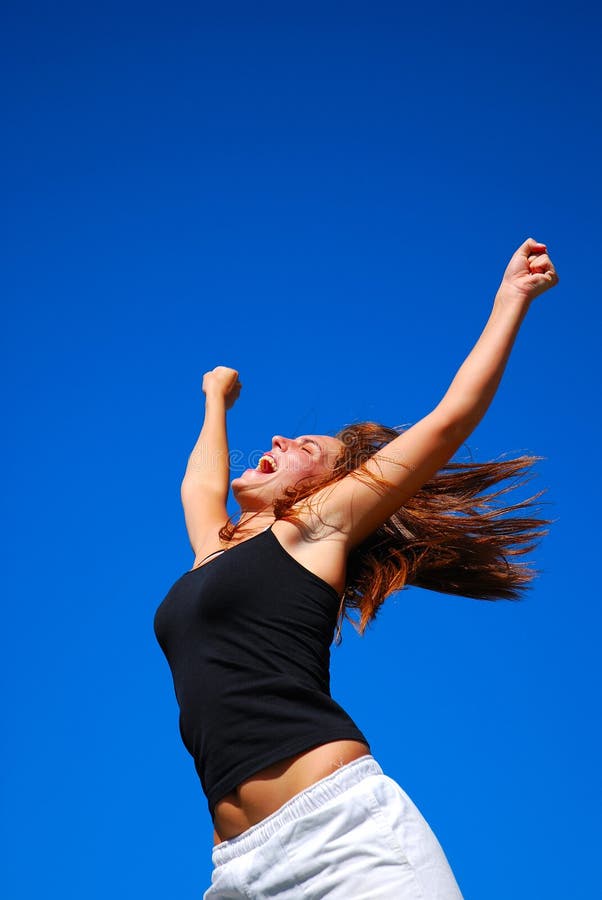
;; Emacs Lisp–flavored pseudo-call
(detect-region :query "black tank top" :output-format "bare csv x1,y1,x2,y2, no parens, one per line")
153,527,370,820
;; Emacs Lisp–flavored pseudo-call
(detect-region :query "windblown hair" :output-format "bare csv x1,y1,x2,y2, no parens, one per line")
220,422,553,645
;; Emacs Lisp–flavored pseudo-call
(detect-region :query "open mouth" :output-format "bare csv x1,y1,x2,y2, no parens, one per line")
256,454,278,474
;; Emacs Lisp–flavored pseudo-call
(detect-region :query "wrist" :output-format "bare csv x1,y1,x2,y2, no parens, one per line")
495,282,533,308
203,387,228,408
494,285,533,321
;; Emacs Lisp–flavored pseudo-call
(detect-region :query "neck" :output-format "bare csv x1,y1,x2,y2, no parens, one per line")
237,510,275,531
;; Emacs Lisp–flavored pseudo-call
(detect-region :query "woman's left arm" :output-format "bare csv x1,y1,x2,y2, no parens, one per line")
437,238,558,434
316,238,559,546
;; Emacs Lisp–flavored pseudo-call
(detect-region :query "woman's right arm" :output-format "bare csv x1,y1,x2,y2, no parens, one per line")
180,366,241,557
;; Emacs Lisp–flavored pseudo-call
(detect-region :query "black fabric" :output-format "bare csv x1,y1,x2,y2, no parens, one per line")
153,527,370,820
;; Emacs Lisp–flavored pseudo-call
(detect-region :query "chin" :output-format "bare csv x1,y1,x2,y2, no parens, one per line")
230,476,248,501
231,471,267,500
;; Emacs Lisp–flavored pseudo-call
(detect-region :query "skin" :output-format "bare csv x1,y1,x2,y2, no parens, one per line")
230,433,345,513
178,238,559,844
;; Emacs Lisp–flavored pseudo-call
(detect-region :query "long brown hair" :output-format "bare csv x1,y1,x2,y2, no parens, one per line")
220,422,553,645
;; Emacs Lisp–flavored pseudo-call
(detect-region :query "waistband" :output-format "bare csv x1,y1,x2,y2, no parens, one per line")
211,754,382,866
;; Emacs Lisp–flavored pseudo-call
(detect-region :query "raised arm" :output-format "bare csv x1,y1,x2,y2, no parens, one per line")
181,366,241,557
318,238,559,547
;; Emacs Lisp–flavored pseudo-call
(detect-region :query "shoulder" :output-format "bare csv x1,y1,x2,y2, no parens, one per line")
271,518,348,596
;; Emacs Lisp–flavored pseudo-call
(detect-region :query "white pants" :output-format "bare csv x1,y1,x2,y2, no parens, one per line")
204,755,464,899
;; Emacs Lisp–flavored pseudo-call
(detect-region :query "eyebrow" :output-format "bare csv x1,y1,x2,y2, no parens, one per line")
298,438,322,452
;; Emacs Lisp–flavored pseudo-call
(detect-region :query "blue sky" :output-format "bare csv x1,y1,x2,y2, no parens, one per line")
2,2,601,897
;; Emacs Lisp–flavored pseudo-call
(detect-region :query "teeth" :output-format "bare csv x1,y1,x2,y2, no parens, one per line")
257,454,277,473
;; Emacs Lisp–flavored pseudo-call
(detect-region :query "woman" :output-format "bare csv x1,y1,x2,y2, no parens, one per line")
154,237,558,898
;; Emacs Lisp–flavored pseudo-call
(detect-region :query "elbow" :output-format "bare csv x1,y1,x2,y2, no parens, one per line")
433,404,478,448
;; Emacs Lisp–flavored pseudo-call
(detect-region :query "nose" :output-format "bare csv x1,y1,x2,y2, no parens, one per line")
271,435,289,451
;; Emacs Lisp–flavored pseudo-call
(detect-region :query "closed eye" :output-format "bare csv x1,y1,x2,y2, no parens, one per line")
296,438,324,466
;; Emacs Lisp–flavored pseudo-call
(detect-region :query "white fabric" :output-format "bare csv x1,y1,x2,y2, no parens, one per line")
203,755,464,899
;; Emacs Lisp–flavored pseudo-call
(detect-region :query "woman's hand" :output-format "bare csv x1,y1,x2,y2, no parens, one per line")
202,366,242,410
499,237,559,304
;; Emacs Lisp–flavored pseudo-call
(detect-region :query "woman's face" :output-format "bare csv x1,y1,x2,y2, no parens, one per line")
231,434,344,510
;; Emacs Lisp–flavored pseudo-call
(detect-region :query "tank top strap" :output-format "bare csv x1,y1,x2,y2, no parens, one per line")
198,525,271,566
197,548,226,565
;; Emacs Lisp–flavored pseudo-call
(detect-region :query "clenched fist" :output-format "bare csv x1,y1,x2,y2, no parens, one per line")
500,238,559,303
202,366,242,410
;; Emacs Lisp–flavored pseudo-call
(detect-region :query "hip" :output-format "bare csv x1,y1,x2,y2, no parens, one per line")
206,754,463,899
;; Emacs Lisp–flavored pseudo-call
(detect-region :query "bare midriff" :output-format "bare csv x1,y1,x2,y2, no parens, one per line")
212,739,371,845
